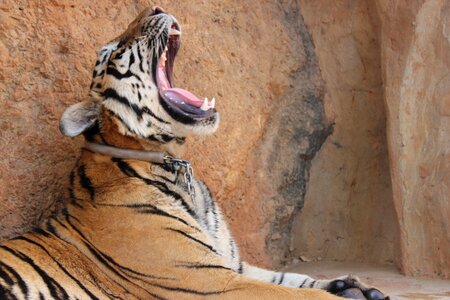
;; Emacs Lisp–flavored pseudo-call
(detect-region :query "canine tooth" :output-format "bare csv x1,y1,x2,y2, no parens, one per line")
200,98,209,111
210,98,215,108
169,28,181,36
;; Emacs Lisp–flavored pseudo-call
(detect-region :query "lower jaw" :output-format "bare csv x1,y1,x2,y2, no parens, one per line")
158,94,217,124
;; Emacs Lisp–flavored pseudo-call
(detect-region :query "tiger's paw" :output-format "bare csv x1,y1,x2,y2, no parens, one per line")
325,275,389,300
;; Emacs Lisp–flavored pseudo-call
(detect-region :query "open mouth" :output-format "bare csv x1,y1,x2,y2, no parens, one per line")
156,22,216,119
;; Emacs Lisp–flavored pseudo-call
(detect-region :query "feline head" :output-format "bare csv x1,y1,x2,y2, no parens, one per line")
61,6,219,145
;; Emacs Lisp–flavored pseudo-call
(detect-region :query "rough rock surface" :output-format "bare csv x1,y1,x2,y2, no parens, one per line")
292,0,449,278
375,0,450,278
292,0,398,266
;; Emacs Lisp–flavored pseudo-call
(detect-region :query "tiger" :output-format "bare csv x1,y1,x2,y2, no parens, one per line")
0,6,389,300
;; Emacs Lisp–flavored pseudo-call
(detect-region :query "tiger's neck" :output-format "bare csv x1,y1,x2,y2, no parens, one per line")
84,107,186,159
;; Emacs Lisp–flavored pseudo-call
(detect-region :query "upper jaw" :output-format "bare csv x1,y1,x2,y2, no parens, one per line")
155,16,218,121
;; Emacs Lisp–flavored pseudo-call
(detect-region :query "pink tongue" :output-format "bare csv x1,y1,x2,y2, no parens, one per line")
161,88,204,108
157,65,203,108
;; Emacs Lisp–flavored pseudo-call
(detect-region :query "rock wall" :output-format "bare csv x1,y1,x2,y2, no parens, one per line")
375,0,450,278
0,0,448,278
292,0,449,278
291,0,399,266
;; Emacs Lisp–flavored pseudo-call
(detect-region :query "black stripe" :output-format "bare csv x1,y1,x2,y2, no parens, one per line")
82,121,101,143
45,220,62,238
178,264,232,271
0,246,70,300
69,169,75,199
309,279,316,288
137,44,145,73
149,282,237,296
159,95,196,125
107,56,144,83
97,248,173,281
0,260,28,297
105,108,136,135
62,216,96,251
200,184,219,235
164,228,217,254
138,208,191,227
33,226,51,237
105,67,137,81
97,202,198,231
103,88,144,120
79,237,128,282
61,208,82,224
100,51,109,64
112,158,196,217
237,262,243,274
152,161,176,173
160,134,174,143
0,284,18,300
142,106,170,124
146,134,159,142
0,263,14,286
15,236,99,300
152,173,177,184
45,219,66,237
278,273,285,285
210,200,219,234
69,169,84,208
128,51,135,68
229,240,235,259
271,275,277,283
78,165,95,201
299,277,308,288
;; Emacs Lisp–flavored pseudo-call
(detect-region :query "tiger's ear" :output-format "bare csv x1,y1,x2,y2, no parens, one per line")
60,100,101,137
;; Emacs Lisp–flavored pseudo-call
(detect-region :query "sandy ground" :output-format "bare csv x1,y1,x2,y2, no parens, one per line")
285,262,450,300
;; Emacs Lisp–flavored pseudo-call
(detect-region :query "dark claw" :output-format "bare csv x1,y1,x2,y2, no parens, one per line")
326,277,388,300
335,280,346,290
337,288,366,299
365,289,386,300
327,280,348,294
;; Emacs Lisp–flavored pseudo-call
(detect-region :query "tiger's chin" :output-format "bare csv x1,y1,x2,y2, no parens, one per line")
172,113,220,136
156,23,220,136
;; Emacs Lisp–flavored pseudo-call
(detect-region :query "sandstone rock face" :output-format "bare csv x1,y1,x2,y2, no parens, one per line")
292,0,399,266
0,0,448,279
375,0,450,278
292,0,449,279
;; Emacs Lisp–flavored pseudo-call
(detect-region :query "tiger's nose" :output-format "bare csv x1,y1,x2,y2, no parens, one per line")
153,6,166,15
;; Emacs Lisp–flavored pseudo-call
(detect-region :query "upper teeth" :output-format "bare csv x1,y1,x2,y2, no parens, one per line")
200,97,216,111
200,98,209,111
